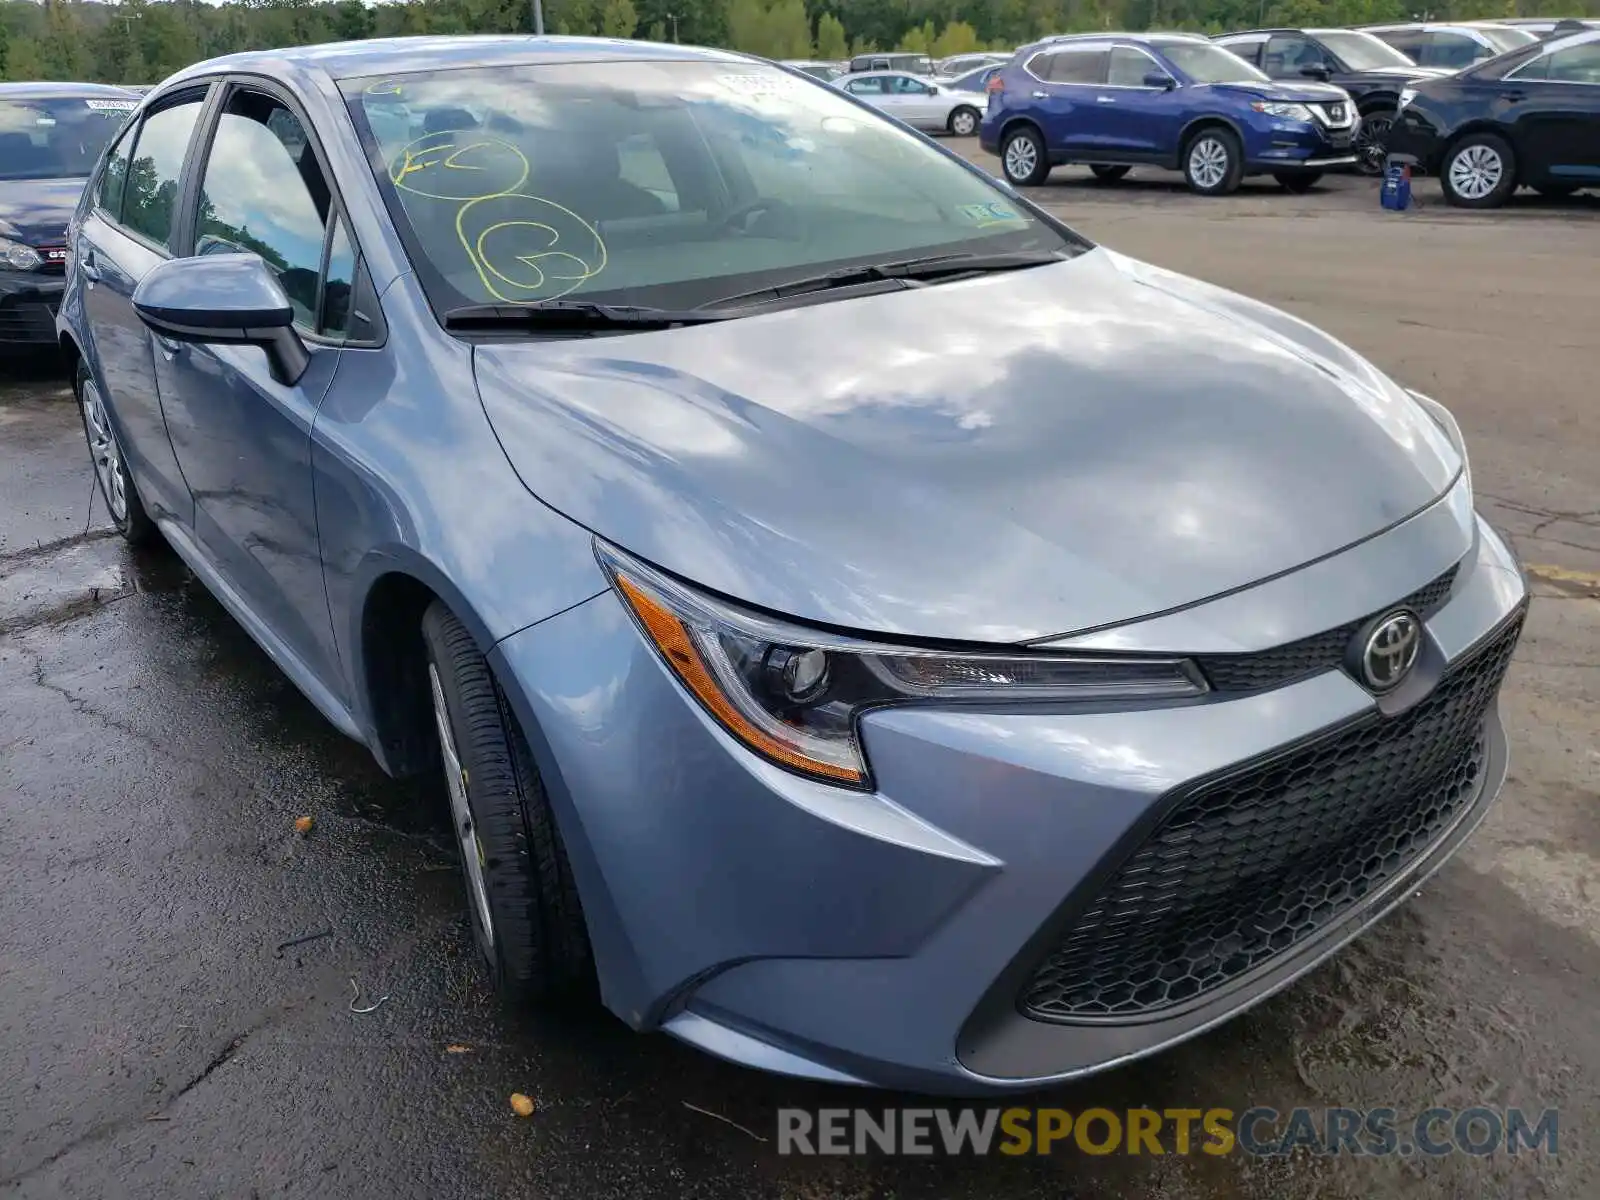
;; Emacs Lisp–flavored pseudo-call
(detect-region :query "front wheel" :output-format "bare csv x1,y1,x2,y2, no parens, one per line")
1274,171,1323,194
1089,164,1131,182
1183,128,1243,196
75,360,157,547
1001,126,1050,186
1440,133,1516,209
421,601,593,1006
948,105,980,137
1354,108,1395,176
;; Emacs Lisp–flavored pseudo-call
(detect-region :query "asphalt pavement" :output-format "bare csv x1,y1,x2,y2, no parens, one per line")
2,166,1597,1199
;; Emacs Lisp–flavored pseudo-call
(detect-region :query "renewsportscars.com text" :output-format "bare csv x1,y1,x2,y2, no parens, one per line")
776,1106,1559,1158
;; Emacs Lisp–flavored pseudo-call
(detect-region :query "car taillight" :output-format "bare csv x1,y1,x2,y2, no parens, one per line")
986,75,1005,94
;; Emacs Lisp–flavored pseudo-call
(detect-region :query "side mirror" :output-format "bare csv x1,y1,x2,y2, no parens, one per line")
926,84,941,94
1143,71,1177,90
132,253,309,387
1298,63,1332,81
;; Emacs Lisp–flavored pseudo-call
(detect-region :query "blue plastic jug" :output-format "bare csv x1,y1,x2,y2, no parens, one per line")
1381,163,1412,211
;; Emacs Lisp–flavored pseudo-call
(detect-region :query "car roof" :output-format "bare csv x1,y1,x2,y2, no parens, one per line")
845,69,931,78
1028,31,1208,50
1364,22,1513,33
163,34,746,89
0,81,142,99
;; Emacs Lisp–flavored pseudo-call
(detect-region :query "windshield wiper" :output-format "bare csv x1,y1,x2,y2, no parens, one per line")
700,250,1072,312
443,301,731,334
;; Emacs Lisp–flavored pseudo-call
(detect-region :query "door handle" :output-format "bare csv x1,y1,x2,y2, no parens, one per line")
1031,90,1050,99
80,250,101,283
1096,95,1116,103
1500,90,1525,102
155,334,186,358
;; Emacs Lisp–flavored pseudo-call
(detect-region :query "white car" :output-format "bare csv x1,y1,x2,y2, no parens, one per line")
835,70,985,136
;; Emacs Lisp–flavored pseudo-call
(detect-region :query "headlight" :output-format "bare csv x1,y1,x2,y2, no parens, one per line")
0,236,43,271
598,543,1207,788
1408,389,1471,501
1251,101,1314,121
1398,87,1417,111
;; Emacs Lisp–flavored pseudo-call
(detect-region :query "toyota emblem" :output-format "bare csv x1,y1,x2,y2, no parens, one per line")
1360,610,1421,692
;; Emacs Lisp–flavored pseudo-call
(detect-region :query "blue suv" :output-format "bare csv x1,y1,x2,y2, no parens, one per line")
980,33,1360,194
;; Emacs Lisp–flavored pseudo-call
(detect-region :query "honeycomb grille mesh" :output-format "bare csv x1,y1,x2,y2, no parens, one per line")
1198,564,1460,694
1021,610,1523,1022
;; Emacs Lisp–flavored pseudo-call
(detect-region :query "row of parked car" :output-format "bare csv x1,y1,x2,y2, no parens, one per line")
786,18,1600,208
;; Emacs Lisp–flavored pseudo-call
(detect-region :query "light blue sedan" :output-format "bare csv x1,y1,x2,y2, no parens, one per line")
59,35,1526,1094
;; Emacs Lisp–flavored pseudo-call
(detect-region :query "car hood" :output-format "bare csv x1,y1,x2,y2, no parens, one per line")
1197,79,1352,103
0,177,85,245
475,249,1459,643
1349,64,1455,83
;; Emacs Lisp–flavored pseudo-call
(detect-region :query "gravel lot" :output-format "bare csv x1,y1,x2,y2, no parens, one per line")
2,156,1596,1200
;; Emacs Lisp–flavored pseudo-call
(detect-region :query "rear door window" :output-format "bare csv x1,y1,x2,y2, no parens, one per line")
1544,42,1600,83
121,98,205,249
1046,48,1108,85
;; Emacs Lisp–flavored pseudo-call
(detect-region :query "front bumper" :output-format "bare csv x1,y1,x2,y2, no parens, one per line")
0,270,66,346
491,493,1527,1094
1386,108,1446,173
1244,116,1359,172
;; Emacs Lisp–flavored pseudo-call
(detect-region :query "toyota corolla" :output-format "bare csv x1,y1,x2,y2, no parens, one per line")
58,36,1527,1094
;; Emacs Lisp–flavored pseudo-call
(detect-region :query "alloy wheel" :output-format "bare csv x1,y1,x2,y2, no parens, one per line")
1004,136,1037,181
1354,114,1393,175
430,662,495,950
1448,143,1503,201
80,379,128,523
1189,137,1228,191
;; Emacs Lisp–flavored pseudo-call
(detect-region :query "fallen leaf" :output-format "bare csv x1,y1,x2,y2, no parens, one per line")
446,1044,472,1054
509,1093,535,1118
294,816,314,834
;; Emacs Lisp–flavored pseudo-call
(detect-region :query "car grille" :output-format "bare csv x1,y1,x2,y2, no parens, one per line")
1020,608,1523,1022
1197,563,1459,694
1311,101,1354,129
0,301,59,343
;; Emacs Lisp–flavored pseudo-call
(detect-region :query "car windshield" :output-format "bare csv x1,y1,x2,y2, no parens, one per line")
341,60,1079,315
1480,25,1538,52
1313,30,1417,70
1157,42,1271,83
0,96,137,181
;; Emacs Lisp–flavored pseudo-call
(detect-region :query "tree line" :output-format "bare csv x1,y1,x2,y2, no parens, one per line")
1,0,1593,85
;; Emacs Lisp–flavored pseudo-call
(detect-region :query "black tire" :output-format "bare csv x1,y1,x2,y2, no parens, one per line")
1000,125,1050,186
947,105,980,137
74,359,158,547
1089,164,1131,182
1532,182,1579,199
1182,126,1243,196
1354,106,1395,176
1274,171,1323,194
1439,132,1516,209
421,601,593,1006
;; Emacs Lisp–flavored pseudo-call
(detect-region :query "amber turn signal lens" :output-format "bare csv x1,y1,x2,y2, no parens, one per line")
612,574,865,785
